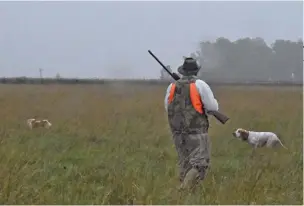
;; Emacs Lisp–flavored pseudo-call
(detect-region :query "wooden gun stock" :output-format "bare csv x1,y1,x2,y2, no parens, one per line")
207,110,229,124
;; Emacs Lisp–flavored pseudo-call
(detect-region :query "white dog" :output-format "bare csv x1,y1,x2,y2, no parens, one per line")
27,118,52,129
232,128,287,149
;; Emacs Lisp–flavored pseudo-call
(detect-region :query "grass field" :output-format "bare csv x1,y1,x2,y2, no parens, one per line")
0,84,302,204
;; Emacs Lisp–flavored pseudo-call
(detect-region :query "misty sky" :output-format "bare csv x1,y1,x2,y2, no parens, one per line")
0,1,303,79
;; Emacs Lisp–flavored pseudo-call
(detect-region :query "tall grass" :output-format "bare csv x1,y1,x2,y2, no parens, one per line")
0,84,302,204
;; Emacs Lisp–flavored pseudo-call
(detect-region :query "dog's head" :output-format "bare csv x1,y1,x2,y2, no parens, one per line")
42,120,52,128
232,128,249,141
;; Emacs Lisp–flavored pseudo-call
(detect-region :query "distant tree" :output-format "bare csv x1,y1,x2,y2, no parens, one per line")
195,37,303,82
271,39,303,81
55,73,61,79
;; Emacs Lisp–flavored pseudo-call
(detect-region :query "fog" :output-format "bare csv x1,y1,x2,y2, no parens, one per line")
0,1,302,79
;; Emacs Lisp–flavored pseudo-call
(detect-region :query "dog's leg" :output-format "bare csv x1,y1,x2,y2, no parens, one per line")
28,123,33,130
250,145,257,158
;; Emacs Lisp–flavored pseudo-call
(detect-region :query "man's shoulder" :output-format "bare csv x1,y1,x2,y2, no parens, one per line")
194,79,207,83
165,83,173,91
194,79,210,88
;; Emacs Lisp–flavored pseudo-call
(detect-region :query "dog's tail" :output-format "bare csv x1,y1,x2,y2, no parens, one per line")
275,133,288,149
278,139,288,150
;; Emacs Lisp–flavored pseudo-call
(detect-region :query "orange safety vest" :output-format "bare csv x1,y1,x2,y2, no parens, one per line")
168,82,204,114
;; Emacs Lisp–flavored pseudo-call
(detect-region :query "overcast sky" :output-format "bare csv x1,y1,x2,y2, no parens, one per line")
0,1,302,79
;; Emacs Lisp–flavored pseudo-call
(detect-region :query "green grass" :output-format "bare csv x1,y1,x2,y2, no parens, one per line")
0,84,302,204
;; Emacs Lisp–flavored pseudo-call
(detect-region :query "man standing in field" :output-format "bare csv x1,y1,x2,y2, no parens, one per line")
164,57,219,190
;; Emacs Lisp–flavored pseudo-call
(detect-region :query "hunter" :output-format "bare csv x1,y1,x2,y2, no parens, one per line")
164,57,219,190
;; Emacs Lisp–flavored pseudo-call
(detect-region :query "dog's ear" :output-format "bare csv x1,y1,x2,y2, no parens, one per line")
239,130,249,140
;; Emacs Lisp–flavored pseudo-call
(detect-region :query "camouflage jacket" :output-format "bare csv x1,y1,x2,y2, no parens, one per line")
167,76,209,134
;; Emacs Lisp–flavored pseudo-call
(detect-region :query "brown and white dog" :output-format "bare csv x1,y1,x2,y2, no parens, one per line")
27,118,52,129
232,128,287,149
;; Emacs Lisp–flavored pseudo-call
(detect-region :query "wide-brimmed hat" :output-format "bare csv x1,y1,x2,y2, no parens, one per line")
177,57,201,76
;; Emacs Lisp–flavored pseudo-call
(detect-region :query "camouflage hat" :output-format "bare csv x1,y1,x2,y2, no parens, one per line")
177,57,201,76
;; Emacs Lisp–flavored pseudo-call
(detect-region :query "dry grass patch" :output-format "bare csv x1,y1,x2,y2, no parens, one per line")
0,84,302,204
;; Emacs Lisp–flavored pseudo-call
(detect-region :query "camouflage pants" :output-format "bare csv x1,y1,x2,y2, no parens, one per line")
172,132,211,185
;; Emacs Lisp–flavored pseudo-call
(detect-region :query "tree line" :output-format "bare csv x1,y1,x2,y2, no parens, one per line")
164,37,303,82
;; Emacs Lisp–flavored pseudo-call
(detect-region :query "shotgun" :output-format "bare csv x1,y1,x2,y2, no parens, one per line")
148,50,229,125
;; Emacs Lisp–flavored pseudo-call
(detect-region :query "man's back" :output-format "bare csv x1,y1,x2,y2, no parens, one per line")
165,77,219,113
166,76,210,134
